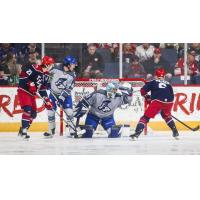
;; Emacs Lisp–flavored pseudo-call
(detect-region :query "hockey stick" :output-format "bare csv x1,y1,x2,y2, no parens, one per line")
48,89,85,137
171,115,200,132
38,93,82,138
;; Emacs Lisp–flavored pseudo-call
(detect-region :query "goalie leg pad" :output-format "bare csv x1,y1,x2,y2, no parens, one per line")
85,113,100,130
79,125,94,138
101,115,115,130
108,125,122,138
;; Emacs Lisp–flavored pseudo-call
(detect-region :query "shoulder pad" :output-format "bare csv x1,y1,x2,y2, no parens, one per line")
96,89,107,96
52,65,63,71
32,64,43,73
67,71,76,78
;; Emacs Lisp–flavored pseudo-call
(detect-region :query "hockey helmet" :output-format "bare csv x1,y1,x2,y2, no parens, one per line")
106,82,118,99
155,68,166,78
63,55,77,66
42,56,55,66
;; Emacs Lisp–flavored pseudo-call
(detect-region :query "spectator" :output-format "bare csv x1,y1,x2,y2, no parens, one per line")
0,52,21,85
174,50,199,83
20,43,40,65
82,44,104,78
123,43,136,64
0,65,9,85
135,43,154,62
142,48,173,81
124,55,146,78
0,43,17,65
104,43,119,63
188,43,200,62
91,43,119,63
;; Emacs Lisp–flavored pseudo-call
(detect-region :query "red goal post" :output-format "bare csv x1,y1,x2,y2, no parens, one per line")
59,78,147,136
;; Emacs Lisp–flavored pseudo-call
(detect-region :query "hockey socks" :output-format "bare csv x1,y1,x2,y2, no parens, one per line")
130,115,149,138
21,106,32,130
164,117,179,138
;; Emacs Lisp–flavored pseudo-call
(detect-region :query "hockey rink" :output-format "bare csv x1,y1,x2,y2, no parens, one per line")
1,131,200,155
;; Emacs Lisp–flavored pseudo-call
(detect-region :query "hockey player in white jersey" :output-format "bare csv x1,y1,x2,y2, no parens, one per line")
74,82,133,138
43,55,79,138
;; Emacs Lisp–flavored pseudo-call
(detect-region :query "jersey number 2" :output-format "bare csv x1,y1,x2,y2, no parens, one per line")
158,82,167,88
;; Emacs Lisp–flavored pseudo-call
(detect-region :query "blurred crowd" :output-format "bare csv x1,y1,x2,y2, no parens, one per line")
123,43,200,84
1,43,200,86
0,43,41,85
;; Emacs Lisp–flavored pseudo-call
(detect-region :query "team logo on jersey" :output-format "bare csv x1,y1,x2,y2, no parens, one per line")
98,100,111,112
55,78,67,89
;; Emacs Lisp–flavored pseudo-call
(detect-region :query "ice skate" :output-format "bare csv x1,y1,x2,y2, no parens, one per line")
129,133,139,141
172,128,179,140
44,128,55,138
18,127,30,140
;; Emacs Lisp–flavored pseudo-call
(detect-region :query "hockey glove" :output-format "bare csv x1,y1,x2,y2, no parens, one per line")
28,82,37,94
144,94,151,104
57,95,65,107
74,109,87,118
57,89,70,107
44,97,53,110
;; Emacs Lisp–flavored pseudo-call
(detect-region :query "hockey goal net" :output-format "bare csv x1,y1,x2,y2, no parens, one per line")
60,78,146,136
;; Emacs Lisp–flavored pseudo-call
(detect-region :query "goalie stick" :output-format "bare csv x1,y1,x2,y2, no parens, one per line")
171,115,200,132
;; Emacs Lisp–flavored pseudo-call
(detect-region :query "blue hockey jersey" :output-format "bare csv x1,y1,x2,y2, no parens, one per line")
141,79,174,102
18,64,49,97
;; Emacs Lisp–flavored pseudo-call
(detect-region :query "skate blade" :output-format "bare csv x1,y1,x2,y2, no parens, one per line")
174,136,179,140
130,136,137,141
44,135,53,139
19,136,30,141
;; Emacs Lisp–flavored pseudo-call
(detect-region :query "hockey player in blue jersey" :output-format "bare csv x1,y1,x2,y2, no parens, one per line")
130,68,179,140
43,55,82,138
73,81,133,138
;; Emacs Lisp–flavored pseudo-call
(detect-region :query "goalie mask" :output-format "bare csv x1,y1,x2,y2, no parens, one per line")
106,82,118,99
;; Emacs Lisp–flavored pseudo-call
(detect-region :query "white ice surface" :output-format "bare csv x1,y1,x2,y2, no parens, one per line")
1,131,200,155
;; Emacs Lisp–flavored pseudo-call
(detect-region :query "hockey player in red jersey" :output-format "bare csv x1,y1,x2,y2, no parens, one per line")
17,56,55,139
130,68,179,140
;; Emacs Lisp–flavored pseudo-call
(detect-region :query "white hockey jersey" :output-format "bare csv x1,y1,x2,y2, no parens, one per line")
49,65,76,95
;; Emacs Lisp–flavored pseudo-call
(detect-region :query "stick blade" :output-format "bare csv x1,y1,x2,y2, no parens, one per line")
193,125,200,131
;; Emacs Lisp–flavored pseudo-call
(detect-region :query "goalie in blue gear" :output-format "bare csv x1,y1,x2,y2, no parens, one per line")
74,82,133,138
